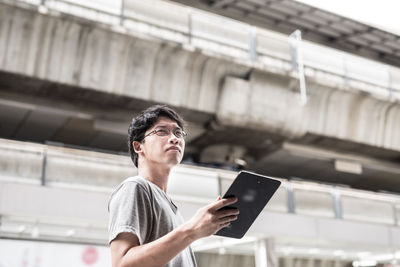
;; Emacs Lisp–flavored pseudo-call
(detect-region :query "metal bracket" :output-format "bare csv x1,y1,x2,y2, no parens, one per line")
289,30,307,105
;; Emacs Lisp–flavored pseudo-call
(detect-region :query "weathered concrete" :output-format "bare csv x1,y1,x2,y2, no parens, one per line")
218,72,400,151
0,3,249,113
1,2,399,154
1,2,400,192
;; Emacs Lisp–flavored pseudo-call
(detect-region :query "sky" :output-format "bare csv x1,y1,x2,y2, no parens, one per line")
295,0,400,35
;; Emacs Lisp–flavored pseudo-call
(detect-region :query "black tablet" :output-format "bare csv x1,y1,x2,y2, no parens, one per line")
215,171,281,239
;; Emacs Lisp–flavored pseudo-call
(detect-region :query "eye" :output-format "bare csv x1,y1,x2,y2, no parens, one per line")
156,129,169,136
174,129,183,138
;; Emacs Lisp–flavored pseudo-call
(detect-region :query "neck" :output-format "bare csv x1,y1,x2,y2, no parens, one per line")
138,162,172,193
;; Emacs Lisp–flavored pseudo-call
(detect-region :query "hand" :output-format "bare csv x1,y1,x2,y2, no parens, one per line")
184,196,239,240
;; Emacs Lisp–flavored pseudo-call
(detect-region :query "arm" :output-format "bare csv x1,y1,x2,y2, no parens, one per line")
111,197,239,267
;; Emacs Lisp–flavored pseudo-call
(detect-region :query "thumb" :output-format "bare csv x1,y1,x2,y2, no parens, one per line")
216,195,222,201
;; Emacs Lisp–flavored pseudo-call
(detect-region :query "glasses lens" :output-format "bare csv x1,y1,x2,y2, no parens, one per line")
174,129,183,138
156,128,170,136
151,127,186,138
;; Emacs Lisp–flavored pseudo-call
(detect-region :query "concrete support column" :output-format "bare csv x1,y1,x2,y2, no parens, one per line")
255,239,278,267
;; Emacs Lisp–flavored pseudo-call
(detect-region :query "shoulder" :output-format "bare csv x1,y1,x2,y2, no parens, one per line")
108,176,152,210
114,176,150,194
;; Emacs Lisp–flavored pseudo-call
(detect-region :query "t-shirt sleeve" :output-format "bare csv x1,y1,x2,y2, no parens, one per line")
108,182,153,245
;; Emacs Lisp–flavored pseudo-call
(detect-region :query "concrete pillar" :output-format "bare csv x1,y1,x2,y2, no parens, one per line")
255,239,278,267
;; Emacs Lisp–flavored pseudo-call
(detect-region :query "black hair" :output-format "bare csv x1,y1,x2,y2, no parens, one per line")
128,105,185,167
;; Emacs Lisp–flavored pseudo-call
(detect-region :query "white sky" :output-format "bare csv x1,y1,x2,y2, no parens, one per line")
295,0,400,35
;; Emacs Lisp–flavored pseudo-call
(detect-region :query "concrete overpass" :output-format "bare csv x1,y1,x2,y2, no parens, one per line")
0,0,400,192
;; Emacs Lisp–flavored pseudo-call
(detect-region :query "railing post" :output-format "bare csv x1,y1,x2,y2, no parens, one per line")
41,148,47,186
217,175,223,197
188,10,193,46
387,66,393,100
249,26,257,61
393,203,398,226
255,239,268,267
343,55,350,88
255,239,278,267
286,182,295,214
120,0,125,26
332,188,343,219
38,0,48,14
289,29,307,105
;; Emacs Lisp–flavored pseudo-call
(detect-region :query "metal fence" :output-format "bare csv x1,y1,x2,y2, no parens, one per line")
1,138,399,227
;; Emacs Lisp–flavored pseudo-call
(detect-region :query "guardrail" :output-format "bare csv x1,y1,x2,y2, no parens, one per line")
0,138,399,227
3,0,400,101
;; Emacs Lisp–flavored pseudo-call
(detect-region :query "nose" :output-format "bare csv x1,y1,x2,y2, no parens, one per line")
168,133,183,145
168,134,179,144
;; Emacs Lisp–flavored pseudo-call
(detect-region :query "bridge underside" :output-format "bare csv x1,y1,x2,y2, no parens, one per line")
1,71,399,193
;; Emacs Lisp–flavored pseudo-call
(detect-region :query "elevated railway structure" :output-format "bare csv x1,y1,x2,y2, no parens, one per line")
0,0,400,192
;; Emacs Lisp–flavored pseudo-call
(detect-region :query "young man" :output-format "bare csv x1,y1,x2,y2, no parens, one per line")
108,105,239,267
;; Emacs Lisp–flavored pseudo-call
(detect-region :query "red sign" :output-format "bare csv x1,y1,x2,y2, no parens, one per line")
81,247,98,265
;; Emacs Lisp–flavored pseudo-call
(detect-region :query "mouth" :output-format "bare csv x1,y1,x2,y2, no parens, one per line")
166,146,181,153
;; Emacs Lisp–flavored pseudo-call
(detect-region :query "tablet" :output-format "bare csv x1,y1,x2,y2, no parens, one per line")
215,171,281,239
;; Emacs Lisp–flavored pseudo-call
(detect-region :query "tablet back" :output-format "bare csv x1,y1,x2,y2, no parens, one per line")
215,171,281,239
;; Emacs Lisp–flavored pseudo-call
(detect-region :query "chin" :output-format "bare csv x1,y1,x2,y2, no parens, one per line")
167,157,182,166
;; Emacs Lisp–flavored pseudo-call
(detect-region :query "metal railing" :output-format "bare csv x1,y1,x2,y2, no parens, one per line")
0,138,399,227
4,0,400,101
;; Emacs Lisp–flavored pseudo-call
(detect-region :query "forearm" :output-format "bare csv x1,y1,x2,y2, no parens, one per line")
120,224,196,267
114,197,238,267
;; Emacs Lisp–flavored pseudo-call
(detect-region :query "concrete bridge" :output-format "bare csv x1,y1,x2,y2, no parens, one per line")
0,0,400,192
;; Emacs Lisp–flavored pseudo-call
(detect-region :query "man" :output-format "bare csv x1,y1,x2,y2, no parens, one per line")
108,105,239,267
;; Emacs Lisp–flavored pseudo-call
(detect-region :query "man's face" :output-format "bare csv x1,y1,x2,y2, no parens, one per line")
136,117,185,167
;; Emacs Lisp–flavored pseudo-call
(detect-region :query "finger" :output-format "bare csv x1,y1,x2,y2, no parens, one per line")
215,208,240,218
218,221,231,229
218,215,238,224
207,196,223,210
209,197,238,212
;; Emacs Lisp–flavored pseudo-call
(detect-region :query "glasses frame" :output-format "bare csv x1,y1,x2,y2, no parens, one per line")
143,127,187,140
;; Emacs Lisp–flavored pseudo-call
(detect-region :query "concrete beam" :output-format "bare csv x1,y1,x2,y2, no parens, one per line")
1,2,400,156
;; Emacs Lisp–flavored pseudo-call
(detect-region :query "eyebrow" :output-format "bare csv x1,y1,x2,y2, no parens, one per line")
154,125,182,130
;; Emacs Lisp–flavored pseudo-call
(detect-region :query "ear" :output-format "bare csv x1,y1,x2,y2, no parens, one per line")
133,141,143,153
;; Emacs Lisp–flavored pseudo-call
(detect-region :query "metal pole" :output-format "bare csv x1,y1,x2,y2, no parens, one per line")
393,203,398,226
120,0,125,26
388,67,393,100
255,239,268,267
217,175,223,197
255,239,278,267
332,188,343,219
41,148,47,186
188,10,193,46
289,30,307,105
286,182,295,214
343,55,349,88
249,26,257,61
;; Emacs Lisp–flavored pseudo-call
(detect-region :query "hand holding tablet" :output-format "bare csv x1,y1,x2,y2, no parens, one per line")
215,171,281,239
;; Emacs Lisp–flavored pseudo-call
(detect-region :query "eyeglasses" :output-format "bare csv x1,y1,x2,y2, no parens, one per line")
143,127,187,139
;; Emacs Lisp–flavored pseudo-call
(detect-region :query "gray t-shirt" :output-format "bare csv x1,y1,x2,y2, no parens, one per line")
108,176,197,267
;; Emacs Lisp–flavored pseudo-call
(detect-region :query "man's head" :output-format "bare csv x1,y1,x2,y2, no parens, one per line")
128,105,186,168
